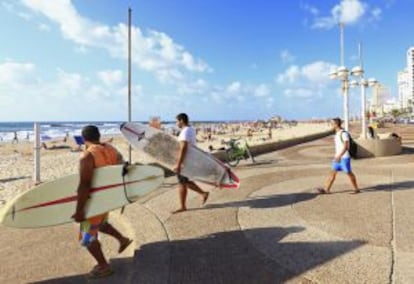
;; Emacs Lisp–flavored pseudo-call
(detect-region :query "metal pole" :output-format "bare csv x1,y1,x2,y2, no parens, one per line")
359,42,367,139
33,123,41,184
343,80,349,131
128,7,132,164
340,23,344,66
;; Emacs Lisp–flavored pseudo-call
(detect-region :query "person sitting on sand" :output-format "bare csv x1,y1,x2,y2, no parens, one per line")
71,125,133,279
172,113,209,213
41,142,71,150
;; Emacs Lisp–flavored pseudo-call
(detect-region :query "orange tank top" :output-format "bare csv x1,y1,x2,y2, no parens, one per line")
86,143,119,168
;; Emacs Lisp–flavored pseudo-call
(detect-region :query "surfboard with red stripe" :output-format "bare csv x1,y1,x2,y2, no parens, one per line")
120,122,240,189
0,165,164,228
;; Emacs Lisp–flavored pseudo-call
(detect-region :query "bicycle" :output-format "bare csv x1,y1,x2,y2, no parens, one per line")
225,138,255,167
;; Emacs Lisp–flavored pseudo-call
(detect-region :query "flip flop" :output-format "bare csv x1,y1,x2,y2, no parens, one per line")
316,188,328,194
118,239,133,254
202,192,209,205
87,266,113,279
172,208,187,214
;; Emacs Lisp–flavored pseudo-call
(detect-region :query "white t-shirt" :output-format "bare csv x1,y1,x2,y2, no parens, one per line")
334,130,350,159
178,126,197,146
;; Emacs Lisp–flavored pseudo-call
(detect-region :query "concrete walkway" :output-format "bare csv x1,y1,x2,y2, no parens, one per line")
1,125,414,283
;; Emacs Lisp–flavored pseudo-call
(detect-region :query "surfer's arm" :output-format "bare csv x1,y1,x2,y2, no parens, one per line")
73,153,94,222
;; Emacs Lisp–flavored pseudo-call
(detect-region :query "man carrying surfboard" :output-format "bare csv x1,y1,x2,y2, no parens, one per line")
72,125,133,279
173,113,209,213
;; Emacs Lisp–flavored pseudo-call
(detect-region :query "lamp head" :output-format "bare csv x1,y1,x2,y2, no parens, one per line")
351,66,364,77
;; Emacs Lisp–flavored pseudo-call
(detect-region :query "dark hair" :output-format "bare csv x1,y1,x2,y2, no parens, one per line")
81,125,100,142
332,117,342,127
176,113,189,124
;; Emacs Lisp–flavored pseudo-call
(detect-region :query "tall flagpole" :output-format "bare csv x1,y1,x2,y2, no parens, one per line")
128,7,132,164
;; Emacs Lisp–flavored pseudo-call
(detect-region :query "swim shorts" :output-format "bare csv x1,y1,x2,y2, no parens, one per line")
79,213,109,247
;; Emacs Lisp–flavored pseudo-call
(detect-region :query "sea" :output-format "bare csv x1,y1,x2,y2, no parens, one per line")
0,121,233,142
0,121,171,142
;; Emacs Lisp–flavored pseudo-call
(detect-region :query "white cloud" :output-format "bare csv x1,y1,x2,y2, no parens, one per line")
37,23,51,31
301,3,319,16
371,7,382,20
307,0,382,30
97,70,123,87
20,0,211,82
254,84,270,97
74,45,88,54
276,65,300,84
280,49,295,63
0,61,36,87
227,81,241,93
276,61,338,100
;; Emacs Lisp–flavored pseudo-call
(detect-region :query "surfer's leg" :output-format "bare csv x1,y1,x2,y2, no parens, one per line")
87,240,109,268
99,223,133,253
79,217,110,270
173,181,188,213
187,181,209,204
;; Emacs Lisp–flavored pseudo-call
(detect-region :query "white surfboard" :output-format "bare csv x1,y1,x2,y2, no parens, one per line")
0,164,164,228
120,122,240,189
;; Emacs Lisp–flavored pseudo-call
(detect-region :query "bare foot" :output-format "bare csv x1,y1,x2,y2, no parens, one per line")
202,192,209,205
118,238,133,254
172,208,187,214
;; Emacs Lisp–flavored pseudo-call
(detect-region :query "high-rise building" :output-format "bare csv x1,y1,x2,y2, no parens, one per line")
398,70,410,109
407,47,414,110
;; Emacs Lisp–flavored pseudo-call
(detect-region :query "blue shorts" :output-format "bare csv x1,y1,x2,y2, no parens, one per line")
332,158,352,174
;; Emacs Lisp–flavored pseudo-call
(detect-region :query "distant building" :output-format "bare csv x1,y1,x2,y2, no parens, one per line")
405,47,414,111
369,83,390,116
398,70,410,110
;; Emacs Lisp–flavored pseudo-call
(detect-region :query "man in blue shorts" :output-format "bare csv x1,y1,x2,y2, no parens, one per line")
317,118,360,194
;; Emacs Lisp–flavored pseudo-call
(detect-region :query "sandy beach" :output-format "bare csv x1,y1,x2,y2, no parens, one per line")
0,122,330,205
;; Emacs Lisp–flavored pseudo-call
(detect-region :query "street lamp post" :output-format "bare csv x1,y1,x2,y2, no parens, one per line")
330,66,350,131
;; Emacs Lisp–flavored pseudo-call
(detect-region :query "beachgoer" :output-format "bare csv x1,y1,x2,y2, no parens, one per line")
71,125,133,279
268,126,272,140
317,118,360,194
172,113,209,213
367,126,377,139
12,131,18,144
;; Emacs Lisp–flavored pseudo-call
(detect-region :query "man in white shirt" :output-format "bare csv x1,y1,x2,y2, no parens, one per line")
173,113,209,213
317,118,359,194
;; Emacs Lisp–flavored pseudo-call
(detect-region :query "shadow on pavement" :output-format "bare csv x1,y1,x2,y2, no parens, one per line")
0,176,29,183
203,192,317,210
33,226,365,284
362,180,414,192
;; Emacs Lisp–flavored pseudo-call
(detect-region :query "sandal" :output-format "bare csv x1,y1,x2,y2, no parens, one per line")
316,187,329,194
87,265,113,279
118,238,133,254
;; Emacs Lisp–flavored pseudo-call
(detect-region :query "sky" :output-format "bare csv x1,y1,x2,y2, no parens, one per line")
0,0,412,122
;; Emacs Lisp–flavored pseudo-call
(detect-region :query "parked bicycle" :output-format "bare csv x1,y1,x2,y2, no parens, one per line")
225,138,255,167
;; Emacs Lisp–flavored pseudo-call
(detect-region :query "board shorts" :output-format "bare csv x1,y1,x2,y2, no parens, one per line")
332,158,352,174
177,174,190,184
79,213,109,247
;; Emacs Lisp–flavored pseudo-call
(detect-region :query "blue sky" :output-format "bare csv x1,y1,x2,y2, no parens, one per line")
0,0,411,121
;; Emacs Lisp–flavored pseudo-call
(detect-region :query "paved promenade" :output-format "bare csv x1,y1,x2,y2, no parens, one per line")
1,124,414,283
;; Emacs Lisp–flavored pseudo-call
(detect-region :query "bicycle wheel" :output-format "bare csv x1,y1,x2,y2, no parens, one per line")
226,149,240,167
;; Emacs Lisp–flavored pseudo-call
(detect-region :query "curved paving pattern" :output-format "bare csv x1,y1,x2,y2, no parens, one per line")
2,124,414,283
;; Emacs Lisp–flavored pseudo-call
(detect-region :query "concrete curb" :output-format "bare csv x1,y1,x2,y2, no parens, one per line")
212,130,334,161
